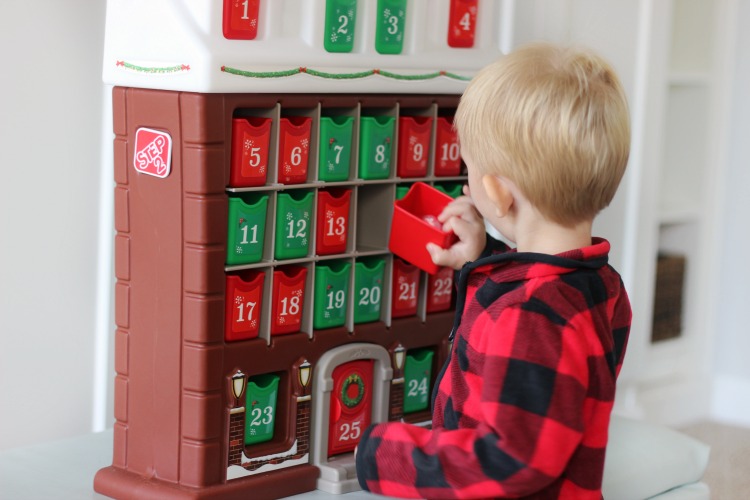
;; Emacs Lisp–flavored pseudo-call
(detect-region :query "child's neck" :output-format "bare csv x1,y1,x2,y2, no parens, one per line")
514,216,593,255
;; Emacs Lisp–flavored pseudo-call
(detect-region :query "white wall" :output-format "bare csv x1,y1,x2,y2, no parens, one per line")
0,0,107,450
711,0,750,427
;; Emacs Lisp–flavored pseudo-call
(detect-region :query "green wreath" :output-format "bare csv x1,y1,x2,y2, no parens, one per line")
341,373,365,408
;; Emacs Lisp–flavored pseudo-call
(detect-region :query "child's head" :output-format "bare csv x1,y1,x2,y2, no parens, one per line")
454,42,631,226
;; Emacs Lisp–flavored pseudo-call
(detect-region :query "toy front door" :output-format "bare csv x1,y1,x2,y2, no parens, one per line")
327,359,374,457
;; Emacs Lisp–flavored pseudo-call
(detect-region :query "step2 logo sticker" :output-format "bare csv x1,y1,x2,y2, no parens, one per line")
134,128,172,178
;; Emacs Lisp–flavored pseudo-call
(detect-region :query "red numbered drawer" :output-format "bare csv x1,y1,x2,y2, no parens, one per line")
316,188,352,255
328,360,374,456
426,266,454,313
397,116,432,178
434,116,461,176
270,266,307,335
230,117,272,187
225,270,265,342
223,0,260,40
392,258,420,318
447,0,478,48
278,116,312,184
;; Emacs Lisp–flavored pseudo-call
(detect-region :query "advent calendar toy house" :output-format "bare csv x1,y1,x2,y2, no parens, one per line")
94,1,507,498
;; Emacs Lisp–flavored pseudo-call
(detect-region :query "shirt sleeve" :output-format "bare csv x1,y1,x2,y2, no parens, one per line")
355,301,592,498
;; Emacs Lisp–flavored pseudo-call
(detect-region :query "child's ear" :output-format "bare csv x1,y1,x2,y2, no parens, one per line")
482,174,513,217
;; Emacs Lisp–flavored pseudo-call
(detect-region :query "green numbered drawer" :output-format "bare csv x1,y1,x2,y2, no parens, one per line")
324,0,357,53
226,193,269,266
354,257,385,324
314,260,351,330
245,373,280,445
403,348,434,413
434,182,464,199
274,190,313,260
375,0,407,55
319,116,354,182
396,183,413,200
359,116,394,180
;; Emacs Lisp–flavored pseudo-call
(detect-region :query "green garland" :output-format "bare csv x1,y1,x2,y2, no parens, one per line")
116,61,190,74
341,373,365,408
221,65,471,82
115,60,472,82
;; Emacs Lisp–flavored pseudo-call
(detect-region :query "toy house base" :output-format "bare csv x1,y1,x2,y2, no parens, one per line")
98,86,461,498
94,464,319,500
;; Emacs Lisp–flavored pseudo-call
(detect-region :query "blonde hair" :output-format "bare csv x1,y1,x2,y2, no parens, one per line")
454,42,631,225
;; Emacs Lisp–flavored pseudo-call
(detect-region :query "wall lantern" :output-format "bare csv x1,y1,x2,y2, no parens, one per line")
299,360,312,390
231,370,246,408
393,344,405,371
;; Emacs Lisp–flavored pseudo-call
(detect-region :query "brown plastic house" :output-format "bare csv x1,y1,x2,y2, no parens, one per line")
95,1,501,498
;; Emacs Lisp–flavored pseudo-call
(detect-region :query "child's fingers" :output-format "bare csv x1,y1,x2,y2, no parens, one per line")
426,243,462,270
445,215,479,241
426,243,451,267
437,197,478,223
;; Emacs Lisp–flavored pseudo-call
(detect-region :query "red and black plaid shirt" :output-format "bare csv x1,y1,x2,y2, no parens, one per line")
356,237,631,499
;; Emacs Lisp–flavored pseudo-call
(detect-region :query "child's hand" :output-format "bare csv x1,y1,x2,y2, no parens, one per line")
426,187,486,270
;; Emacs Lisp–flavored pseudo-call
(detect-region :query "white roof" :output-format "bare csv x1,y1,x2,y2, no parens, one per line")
102,0,509,93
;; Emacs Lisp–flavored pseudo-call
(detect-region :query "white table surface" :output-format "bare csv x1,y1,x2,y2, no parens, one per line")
0,430,387,500
0,426,710,499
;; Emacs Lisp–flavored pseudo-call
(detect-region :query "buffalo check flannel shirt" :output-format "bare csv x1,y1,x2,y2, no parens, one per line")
355,237,631,499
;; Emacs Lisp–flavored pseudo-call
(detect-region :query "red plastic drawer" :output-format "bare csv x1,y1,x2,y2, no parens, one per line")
230,117,272,187
397,116,432,178
316,188,352,256
223,0,260,40
434,116,461,176
426,266,454,313
447,0,478,48
270,266,307,335
389,182,457,274
225,270,265,342
278,116,312,184
392,258,420,318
